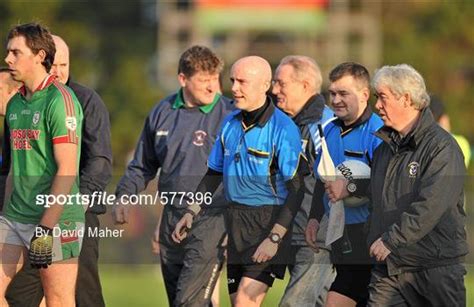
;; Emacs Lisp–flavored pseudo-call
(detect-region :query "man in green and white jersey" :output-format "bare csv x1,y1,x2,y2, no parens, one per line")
0,23,83,307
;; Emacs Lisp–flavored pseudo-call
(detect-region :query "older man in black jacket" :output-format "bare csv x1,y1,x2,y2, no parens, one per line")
272,55,335,307
4,35,112,307
368,64,468,307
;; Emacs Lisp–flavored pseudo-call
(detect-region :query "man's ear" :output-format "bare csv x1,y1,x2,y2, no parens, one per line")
263,79,271,93
36,49,47,65
361,87,370,102
178,73,187,88
402,93,411,108
302,79,311,93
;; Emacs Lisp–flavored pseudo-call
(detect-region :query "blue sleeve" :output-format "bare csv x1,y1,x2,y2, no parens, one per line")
276,121,305,182
207,119,228,172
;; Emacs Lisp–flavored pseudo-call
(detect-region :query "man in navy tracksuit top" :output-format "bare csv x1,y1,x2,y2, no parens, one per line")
307,62,383,307
114,46,233,306
173,56,308,307
272,55,336,307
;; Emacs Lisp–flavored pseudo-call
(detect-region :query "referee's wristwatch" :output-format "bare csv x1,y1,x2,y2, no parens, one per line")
268,232,282,244
346,181,357,195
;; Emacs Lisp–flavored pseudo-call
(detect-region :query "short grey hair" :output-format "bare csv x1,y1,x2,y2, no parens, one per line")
372,64,430,110
278,55,322,93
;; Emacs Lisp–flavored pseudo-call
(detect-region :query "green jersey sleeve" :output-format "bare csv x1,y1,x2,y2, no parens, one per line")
46,84,83,145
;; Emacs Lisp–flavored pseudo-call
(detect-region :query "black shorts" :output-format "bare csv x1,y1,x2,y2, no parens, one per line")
330,264,372,306
331,222,371,265
227,262,286,294
226,203,290,294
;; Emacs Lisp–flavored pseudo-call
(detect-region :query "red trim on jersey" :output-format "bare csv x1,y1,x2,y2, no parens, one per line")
60,234,78,244
37,74,56,91
19,75,56,97
54,81,75,117
53,81,78,144
52,135,70,144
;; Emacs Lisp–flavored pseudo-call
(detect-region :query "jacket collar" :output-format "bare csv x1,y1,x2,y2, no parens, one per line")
292,94,327,126
376,107,435,150
235,96,275,128
333,105,373,131
172,88,221,114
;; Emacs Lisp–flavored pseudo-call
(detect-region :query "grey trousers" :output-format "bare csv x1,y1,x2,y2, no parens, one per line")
368,264,466,307
159,208,226,307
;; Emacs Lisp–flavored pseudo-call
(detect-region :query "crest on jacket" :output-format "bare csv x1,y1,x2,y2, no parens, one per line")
408,161,419,178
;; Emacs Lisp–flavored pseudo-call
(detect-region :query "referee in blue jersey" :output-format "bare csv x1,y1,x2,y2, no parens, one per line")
173,56,308,306
307,62,383,307
306,62,383,307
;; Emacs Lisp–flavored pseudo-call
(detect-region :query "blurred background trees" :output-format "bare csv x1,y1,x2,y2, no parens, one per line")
1,0,472,172
0,0,161,171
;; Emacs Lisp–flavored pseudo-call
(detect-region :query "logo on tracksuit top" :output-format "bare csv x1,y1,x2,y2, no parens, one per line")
193,130,207,146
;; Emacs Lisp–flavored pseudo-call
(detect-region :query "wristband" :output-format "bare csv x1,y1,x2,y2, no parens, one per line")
187,203,201,216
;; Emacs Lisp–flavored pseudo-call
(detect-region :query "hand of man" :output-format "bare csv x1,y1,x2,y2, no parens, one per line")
369,237,391,262
252,238,278,263
151,221,160,255
29,225,54,269
113,202,129,225
305,218,320,253
171,212,193,243
324,179,349,203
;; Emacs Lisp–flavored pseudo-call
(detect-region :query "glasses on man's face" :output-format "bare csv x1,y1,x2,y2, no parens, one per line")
272,80,288,89
272,79,297,89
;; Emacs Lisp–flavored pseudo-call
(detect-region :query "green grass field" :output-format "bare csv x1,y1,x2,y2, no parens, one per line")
100,264,474,306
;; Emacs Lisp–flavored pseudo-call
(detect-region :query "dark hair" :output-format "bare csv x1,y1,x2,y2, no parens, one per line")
428,95,445,122
178,45,223,77
7,23,56,72
329,62,370,88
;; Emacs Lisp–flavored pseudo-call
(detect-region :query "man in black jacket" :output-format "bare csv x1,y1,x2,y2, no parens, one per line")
368,64,468,306
5,34,112,307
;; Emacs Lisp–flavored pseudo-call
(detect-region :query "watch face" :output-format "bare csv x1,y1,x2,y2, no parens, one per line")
347,182,357,193
270,233,280,243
